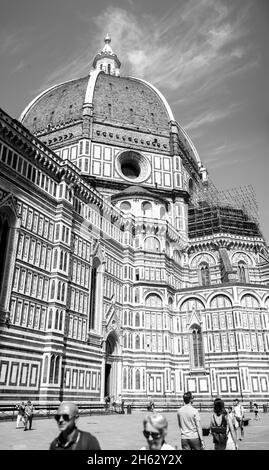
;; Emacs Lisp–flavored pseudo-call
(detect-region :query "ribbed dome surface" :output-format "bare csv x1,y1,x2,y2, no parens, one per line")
93,74,170,133
22,77,89,133
21,72,171,136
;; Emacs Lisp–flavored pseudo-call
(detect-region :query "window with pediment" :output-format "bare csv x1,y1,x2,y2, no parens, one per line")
190,324,204,368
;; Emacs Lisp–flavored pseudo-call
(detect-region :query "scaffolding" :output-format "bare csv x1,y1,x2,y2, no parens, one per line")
188,179,261,239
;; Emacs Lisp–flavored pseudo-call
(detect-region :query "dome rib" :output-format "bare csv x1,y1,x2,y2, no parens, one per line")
129,76,175,122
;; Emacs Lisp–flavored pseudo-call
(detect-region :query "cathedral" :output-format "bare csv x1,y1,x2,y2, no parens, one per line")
0,36,269,406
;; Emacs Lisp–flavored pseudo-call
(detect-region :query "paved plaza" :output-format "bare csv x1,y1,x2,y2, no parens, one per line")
0,409,269,451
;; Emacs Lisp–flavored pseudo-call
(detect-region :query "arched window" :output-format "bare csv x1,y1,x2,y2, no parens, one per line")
124,286,128,302
128,368,133,389
59,250,64,270
49,281,55,302
145,294,163,307
135,334,140,349
59,311,63,331
189,178,193,194
241,294,259,309
89,257,101,330
57,281,61,300
135,369,140,389
173,250,181,265
134,288,140,303
144,236,160,252
61,283,65,302
48,309,53,329
49,355,55,383
123,333,127,348
210,295,232,309
191,325,204,368
135,312,140,327
238,261,247,282
141,201,152,216
54,310,59,329
54,356,60,384
42,356,48,383
199,263,210,286
0,217,9,291
0,205,19,312
120,201,131,212
53,250,58,269
123,368,127,389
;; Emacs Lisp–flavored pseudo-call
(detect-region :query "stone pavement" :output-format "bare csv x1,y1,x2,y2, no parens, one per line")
0,410,268,450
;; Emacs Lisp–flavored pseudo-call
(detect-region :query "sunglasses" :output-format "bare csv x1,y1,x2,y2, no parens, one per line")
143,430,162,440
54,414,71,422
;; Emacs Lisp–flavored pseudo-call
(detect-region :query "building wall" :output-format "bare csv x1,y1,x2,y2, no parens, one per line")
1,107,269,406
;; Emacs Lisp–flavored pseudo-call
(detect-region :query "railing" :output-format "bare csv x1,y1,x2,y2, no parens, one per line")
1,401,267,422
0,404,116,422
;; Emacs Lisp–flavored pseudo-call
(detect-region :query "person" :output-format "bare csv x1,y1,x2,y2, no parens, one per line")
104,395,110,411
16,401,25,428
121,398,125,414
111,396,117,412
253,403,260,420
141,413,175,450
148,400,155,412
210,398,238,450
24,400,34,431
227,406,239,432
233,399,244,440
49,401,101,450
177,391,205,450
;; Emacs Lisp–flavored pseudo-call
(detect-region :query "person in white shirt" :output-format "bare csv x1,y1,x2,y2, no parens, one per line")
177,391,205,450
233,399,244,440
141,413,175,450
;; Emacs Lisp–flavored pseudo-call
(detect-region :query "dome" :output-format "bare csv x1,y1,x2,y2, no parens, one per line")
19,36,202,170
20,72,172,137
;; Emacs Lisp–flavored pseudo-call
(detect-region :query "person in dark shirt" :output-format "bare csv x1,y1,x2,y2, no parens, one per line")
49,402,101,450
24,400,34,431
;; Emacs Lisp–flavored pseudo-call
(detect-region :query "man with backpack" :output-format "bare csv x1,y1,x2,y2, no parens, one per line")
233,399,244,440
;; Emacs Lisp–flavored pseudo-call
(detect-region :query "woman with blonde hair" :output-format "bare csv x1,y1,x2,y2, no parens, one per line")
141,413,175,450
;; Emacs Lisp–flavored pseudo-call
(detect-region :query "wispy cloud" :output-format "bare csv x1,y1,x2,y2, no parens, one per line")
33,0,257,110
184,103,242,131
89,0,256,95
203,141,253,169
12,59,27,74
35,50,89,93
0,31,27,55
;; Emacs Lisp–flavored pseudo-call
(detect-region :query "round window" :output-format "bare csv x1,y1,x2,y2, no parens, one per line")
116,150,151,183
120,201,132,212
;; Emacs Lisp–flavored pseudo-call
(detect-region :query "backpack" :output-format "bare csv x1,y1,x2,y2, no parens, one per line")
210,414,228,446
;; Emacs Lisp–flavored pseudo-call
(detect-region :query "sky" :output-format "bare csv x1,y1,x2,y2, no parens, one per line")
0,0,269,240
